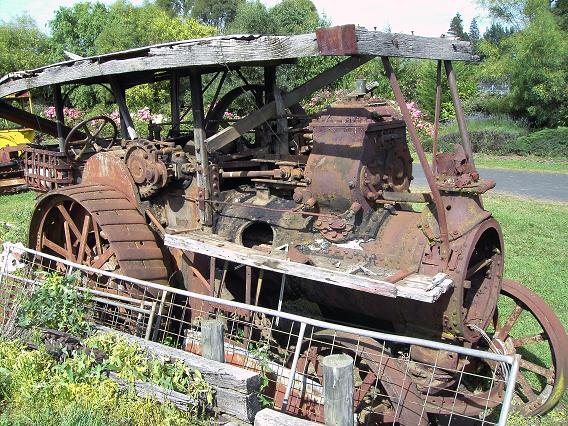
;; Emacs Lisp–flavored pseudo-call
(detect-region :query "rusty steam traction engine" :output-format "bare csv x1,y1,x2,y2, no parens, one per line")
0,25,566,424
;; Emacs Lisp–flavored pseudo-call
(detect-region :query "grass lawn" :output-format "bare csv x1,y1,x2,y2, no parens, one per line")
0,190,566,423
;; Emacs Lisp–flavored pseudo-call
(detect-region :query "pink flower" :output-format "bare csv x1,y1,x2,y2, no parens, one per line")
109,110,121,124
137,107,152,122
44,106,56,119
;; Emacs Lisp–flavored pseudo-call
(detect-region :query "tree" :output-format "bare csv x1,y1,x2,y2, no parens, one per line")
483,22,514,45
477,0,529,29
0,15,51,75
469,18,481,49
155,0,194,17
448,13,469,39
228,1,273,34
481,0,568,126
49,2,109,58
191,0,243,31
269,0,322,35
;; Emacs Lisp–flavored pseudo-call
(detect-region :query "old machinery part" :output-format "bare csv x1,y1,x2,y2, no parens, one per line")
28,185,169,287
124,141,172,199
272,331,428,425
303,99,412,217
492,279,568,416
205,84,309,154
64,115,118,162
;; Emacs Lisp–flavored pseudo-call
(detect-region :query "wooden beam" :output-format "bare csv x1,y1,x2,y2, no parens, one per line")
97,327,261,421
165,232,453,302
254,409,318,426
0,100,84,140
170,70,181,137
0,29,476,98
52,84,65,152
165,231,397,297
109,78,137,139
205,55,372,153
353,28,476,61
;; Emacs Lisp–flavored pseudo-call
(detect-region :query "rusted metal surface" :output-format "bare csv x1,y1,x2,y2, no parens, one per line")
22,145,74,192
316,24,358,56
28,185,169,285
496,279,568,416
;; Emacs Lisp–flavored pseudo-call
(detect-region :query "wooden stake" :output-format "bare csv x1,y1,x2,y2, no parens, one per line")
323,354,354,426
200,319,225,363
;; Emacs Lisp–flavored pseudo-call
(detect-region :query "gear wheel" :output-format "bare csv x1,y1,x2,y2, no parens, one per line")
124,141,170,199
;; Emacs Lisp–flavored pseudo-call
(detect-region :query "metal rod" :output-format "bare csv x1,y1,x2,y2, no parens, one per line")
221,170,274,178
432,60,442,174
254,269,264,306
444,60,475,168
381,57,450,263
145,301,157,340
7,243,516,364
275,274,286,326
497,355,520,426
53,84,65,152
189,71,212,227
281,321,307,411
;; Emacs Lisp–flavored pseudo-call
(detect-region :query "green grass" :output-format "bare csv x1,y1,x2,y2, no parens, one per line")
0,191,36,244
438,115,529,137
471,153,568,174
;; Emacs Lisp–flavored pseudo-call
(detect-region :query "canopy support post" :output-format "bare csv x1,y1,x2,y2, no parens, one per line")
444,60,475,168
381,56,450,265
53,84,65,152
190,71,213,229
109,78,137,140
170,71,181,138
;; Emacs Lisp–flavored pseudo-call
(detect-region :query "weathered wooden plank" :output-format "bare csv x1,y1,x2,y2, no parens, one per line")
0,29,475,98
254,408,319,426
354,28,476,61
97,327,261,421
165,232,397,297
165,233,453,302
205,56,371,153
0,34,318,98
98,327,259,392
108,371,201,412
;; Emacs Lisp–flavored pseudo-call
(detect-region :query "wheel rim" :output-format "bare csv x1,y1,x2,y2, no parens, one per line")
493,279,568,416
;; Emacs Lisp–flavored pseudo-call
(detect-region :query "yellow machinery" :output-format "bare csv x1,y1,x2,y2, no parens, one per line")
0,92,35,193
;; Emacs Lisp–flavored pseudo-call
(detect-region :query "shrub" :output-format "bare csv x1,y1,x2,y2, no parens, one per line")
508,127,568,157
17,272,92,336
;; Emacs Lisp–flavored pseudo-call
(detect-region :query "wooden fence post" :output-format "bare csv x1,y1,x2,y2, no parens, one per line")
201,319,225,363
323,354,354,426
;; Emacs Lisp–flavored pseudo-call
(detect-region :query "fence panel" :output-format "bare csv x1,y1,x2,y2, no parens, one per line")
0,243,519,425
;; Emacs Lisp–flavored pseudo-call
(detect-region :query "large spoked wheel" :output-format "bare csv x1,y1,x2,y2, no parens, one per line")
276,332,429,425
28,185,169,287
64,115,118,162
492,279,568,416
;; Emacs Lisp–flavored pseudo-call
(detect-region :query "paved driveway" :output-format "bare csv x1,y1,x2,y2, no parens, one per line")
411,167,568,202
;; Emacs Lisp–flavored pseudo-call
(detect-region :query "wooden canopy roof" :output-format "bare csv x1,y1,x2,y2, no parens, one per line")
0,25,476,98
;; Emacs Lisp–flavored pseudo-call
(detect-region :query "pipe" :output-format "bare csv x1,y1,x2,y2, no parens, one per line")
381,57,450,263
221,170,275,178
432,60,442,174
444,60,475,168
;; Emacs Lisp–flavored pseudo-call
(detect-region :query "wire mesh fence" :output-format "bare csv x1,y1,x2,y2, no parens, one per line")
0,243,519,425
